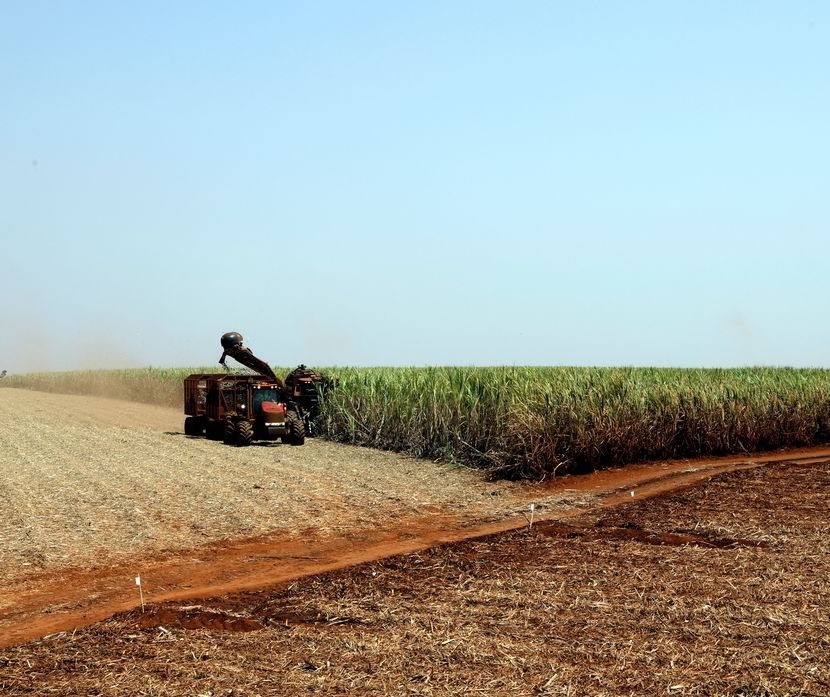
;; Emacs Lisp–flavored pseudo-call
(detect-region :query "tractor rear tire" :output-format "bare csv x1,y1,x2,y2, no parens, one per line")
236,420,253,446
223,420,236,445
285,411,305,445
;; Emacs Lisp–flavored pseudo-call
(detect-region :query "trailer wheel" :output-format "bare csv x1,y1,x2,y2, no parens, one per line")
223,420,236,445
206,420,223,440
184,416,202,436
285,411,305,445
236,420,253,446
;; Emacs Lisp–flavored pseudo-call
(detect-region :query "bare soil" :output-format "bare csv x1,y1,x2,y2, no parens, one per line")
1,388,829,695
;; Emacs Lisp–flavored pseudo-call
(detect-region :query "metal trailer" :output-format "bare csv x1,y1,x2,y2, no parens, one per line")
183,373,305,446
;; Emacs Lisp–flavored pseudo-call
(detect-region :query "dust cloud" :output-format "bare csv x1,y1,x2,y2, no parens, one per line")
0,313,141,373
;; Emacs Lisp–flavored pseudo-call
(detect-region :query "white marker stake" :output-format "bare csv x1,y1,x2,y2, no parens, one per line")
136,575,145,613
529,503,536,529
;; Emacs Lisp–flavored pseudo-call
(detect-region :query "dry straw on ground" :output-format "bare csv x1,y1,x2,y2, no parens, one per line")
0,389,530,586
2,461,828,695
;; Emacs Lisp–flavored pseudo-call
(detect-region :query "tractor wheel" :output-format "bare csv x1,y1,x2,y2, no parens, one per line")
236,420,253,446
223,420,236,445
184,416,201,436
206,420,223,440
285,410,305,445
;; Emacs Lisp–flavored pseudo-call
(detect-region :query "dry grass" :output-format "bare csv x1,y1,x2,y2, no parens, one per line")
2,463,828,696
0,388,529,588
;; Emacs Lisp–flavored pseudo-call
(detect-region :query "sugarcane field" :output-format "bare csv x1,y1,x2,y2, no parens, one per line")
1,356,829,694
4,4,829,694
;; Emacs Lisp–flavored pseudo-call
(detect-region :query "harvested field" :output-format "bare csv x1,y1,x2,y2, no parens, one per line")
1,388,830,694
0,388,532,578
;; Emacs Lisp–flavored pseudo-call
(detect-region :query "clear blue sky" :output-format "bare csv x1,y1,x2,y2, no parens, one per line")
2,1,828,371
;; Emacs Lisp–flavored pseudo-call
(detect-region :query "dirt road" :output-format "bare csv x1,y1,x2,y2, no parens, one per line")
2,387,829,649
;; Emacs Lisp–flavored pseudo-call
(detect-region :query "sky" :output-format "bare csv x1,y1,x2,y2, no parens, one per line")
1,1,828,371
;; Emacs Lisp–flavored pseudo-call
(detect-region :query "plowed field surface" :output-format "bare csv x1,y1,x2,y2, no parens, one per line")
1,388,830,695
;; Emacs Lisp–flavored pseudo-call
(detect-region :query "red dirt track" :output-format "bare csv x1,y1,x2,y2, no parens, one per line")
4,444,830,650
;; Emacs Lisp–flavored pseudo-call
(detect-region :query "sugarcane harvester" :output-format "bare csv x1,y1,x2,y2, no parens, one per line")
218,332,280,381
183,332,328,446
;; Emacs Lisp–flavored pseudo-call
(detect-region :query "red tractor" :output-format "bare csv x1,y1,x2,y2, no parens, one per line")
183,373,305,446
183,332,319,446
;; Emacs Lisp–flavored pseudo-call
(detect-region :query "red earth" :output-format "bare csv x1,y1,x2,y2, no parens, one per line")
4,445,829,650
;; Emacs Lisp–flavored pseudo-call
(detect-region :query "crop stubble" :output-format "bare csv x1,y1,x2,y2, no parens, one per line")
1,388,830,695
0,388,533,586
